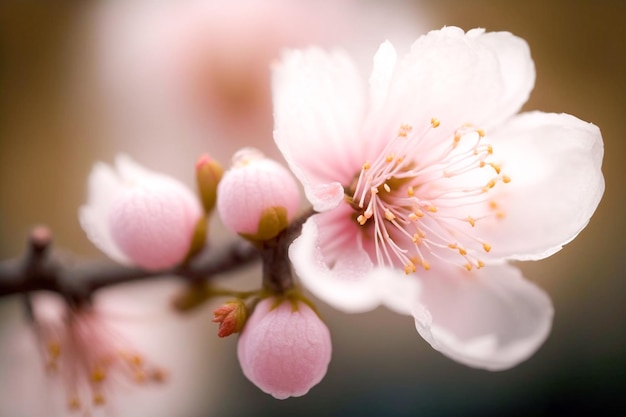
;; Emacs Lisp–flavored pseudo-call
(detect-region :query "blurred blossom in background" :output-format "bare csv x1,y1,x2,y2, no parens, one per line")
0,1,624,416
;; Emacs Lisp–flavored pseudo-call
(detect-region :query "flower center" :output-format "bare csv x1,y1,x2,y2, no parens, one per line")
346,118,509,274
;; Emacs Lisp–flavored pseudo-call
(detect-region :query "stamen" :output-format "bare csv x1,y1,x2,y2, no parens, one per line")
430,117,440,128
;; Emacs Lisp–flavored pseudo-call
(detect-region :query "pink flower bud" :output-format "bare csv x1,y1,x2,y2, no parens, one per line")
213,300,248,337
237,298,332,399
80,155,203,270
217,148,300,241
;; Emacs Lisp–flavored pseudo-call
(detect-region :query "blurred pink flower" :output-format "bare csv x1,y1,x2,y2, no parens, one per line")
79,154,202,270
34,300,165,413
273,27,605,370
86,0,427,171
237,297,332,399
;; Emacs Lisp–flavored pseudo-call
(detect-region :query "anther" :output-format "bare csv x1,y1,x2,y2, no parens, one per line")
384,210,396,221
502,175,511,183
357,215,367,225
385,154,394,163
407,186,414,197
482,243,491,252
91,367,106,383
93,393,106,406
464,263,473,271
430,117,440,128
477,128,485,138
467,216,476,227
383,183,391,193
362,162,371,170
426,205,437,213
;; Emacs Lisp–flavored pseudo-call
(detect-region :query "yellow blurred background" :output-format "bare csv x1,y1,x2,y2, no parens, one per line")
1,1,624,416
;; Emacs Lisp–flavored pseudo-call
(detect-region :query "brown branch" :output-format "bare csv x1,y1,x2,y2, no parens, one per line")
0,225,260,302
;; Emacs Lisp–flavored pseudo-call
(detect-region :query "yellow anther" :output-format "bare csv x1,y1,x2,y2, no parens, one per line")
426,205,438,213
482,243,492,253
448,243,458,249
384,210,396,221
407,186,414,197
357,215,367,225
477,260,485,268
68,397,81,411
408,213,419,221
414,209,424,218
479,161,486,168
383,183,391,193
496,211,506,219
489,163,501,174
458,247,467,256
362,161,371,170
502,175,511,183
453,134,461,145
91,367,106,383
486,179,496,189
93,393,106,406
404,262,417,275
47,341,61,359
430,117,440,128
487,145,493,154
412,234,421,244
385,154,395,163
467,216,476,227
489,201,498,210
477,128,485,138
464,263,473,271
422,260,431,271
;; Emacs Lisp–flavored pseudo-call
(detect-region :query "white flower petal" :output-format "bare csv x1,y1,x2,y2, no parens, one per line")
413,263,553,370
289,217,420,314
482,111,605,260
382,27,535,134
273,47,366,210
368,40,397,115
79,162,130,265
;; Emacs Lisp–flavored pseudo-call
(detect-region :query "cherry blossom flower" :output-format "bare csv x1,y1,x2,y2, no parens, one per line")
237,297,332,399
217,148,300,241
32,297,165,414
273,27,605,370
79,155,203,270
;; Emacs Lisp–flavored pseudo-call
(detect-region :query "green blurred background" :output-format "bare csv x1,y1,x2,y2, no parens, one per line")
1,1,624,416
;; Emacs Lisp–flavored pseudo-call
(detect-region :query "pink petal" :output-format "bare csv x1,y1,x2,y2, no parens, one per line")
480,111,605,260
272,47,366,210
237,298,332,399
289,214,420,314
381,27,535,136
413,263,553,370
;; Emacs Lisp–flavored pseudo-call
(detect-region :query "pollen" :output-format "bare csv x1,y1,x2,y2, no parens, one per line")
91,367,106,383
430,117,440,128
93,393,105,406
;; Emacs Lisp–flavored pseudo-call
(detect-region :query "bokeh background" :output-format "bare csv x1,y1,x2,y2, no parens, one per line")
1,1,624,416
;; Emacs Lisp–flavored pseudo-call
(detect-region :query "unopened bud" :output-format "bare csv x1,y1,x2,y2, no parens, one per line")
217,148,300,242
213,300,248,337
196,154,224,214
237,297,331,399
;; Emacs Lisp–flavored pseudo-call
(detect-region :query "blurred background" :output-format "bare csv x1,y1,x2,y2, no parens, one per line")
0,0,624,416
